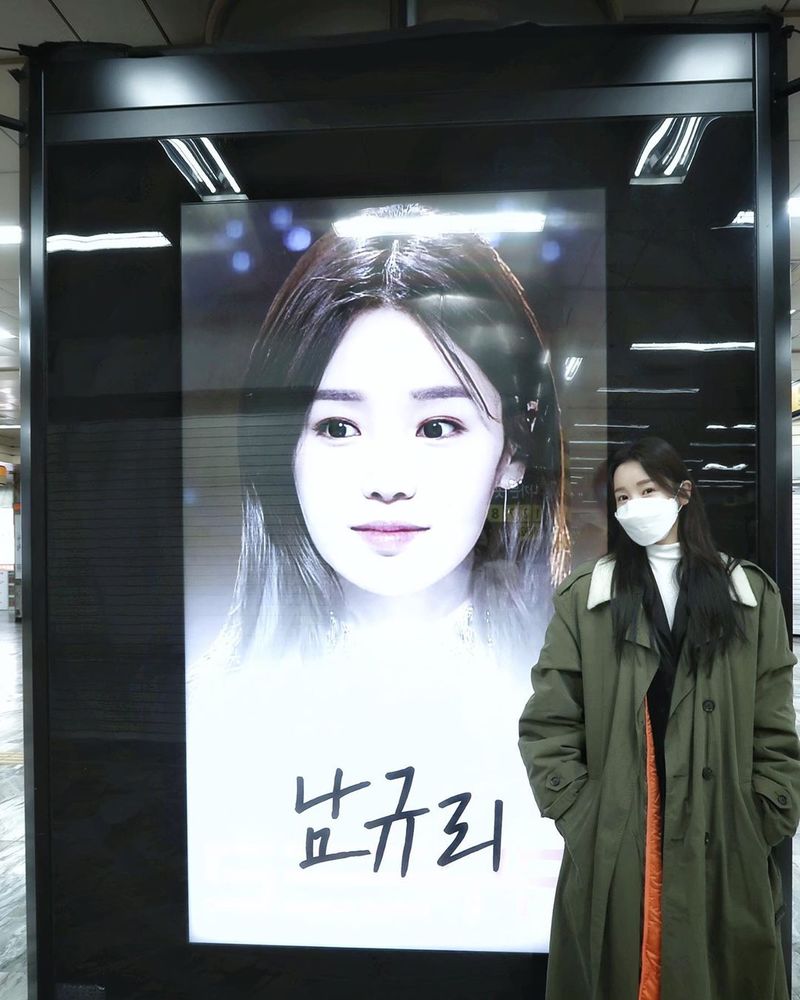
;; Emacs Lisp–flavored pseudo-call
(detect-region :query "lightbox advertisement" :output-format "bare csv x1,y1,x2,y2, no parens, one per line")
183,191,606,952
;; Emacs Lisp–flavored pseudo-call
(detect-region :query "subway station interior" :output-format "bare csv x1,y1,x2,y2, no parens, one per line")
4,1,800,998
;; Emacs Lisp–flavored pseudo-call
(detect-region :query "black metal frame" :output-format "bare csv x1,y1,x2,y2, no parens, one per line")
20,14,792,999
756,23,794,972
19,58,50,1000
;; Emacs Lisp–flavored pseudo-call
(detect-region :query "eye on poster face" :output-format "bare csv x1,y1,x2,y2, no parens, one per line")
183,192,606,953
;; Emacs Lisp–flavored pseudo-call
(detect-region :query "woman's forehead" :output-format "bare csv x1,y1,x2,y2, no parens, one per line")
318,306,501,410
612,460,651,491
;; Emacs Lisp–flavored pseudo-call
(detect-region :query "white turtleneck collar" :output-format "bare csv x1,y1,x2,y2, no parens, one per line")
645,542,681,627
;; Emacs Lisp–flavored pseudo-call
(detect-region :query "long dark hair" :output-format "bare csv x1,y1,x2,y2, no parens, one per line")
607,436,743,668
231,203,569,662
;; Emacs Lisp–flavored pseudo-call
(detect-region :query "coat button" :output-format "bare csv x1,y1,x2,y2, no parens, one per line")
778,794,788,806
702,766,714,780
702,699,715,713
704,832,710,845
549,775,561,788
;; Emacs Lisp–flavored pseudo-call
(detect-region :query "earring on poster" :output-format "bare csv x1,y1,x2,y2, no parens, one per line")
526,399,539,433
501,476,522,522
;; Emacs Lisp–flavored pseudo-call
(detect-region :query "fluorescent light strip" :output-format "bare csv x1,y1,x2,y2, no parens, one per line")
664,116,699,176
200,138,241,194
569,440,630,445
630,341,754,352
729,210,754,226
698,479,751,485
0,226,21,245
47,232,172,252
597,387,699,394
690,442,754,448
0,424,19,429
702,463,748,471
633,117,674,178
564,356,583,382
166,139,217,194
733,424,756,430
679,116,703,165
332,210,546,239
574,423,649,429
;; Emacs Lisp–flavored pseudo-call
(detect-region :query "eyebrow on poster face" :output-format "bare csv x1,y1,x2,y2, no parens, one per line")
313,385,473,402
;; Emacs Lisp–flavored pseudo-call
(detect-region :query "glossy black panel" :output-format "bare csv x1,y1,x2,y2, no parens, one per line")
42,111,756,998
41,26,753,116
46,81,753,144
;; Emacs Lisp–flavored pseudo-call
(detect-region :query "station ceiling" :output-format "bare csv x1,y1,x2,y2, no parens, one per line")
0,0,798,457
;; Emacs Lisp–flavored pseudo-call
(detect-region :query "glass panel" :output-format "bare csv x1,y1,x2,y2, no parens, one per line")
183,188,605,954
43,110,755,996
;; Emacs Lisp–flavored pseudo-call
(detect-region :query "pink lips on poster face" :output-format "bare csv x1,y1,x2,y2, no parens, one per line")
350,522,430,555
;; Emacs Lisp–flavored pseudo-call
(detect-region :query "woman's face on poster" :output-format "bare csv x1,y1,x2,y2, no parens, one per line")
293,306,521,598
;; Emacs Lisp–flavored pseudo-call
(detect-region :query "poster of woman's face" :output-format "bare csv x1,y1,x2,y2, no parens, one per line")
184,191,606,953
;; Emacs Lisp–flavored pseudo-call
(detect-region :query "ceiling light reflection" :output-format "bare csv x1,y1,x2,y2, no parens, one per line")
575,423,649,429
691,442,754,448
631,115,713,186
332,210,546,239
47,232,171,252
630,341,754,352
597,387,699,394
698,479,751,485
165,138,216,194
200,137,241,194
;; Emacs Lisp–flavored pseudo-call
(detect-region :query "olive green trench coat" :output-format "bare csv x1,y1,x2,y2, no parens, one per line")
519,557,800,1000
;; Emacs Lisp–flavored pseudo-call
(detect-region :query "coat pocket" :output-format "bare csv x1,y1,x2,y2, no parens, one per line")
555,780,599,884
738,781,769,856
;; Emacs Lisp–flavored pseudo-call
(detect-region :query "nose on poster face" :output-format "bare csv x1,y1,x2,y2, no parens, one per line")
361,447,418,503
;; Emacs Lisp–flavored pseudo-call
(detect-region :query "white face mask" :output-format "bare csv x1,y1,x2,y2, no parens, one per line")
614,494,681,547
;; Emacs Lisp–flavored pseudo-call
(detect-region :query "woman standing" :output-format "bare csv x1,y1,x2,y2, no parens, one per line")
519,436,800,1000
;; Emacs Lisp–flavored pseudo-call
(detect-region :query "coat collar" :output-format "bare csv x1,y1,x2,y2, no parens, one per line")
586,553,757,611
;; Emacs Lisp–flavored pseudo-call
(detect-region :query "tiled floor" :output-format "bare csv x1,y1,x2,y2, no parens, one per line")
0,616,24,1000
0,623,799,998
793,640,800,1000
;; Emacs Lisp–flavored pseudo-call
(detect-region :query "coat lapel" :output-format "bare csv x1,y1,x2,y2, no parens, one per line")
586,556,758,722
587,555,653,649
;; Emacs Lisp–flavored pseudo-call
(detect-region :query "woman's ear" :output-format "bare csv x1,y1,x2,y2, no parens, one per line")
496,457,526,491
678,479,692,507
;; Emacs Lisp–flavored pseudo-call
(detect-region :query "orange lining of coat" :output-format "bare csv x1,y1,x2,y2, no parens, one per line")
638,702,663,1000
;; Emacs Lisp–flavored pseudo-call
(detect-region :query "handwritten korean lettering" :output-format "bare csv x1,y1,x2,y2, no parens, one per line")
363,767,430,877
295,766,503,875
438,793,503,872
